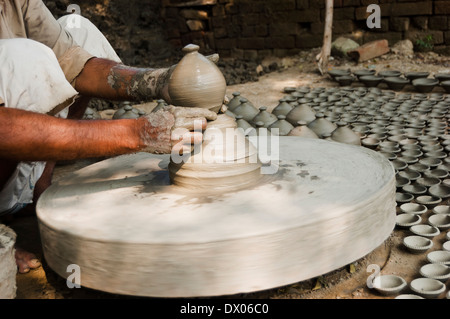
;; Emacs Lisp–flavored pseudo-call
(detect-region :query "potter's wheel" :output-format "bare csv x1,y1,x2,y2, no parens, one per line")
36,137,396,297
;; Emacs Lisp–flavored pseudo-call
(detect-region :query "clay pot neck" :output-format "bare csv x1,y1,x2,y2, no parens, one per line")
182,44,200,54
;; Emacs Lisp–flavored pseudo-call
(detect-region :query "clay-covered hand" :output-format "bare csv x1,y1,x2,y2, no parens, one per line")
139,105,217,155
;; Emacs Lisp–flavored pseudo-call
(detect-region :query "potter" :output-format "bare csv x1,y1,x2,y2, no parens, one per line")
0,1,219,274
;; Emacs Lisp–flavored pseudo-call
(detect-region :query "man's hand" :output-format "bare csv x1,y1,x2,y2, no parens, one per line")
139,106,217,155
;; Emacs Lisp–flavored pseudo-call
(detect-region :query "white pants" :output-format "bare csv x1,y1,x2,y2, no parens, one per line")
0,15,121,214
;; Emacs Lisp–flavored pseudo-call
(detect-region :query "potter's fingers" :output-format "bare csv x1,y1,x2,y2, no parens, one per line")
171,128,203,144
172,107,218,121
174,117,207,131
171,133,202,157
171,142,194,157
171,127,189,141
183,132,204,145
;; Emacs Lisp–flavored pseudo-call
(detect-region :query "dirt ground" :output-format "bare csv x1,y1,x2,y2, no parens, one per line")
3,49,450,300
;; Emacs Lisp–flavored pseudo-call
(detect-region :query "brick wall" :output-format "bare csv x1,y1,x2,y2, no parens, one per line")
161,0,450,58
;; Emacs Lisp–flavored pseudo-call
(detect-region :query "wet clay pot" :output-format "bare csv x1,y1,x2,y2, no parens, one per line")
412,78,439,93
328,69,351,80
288,121,319,138
359,75,383,88
272,98,294,117
168,44,226,112
354,69,376,79
83,107,102,120
251,106,277,128
268,115,294,136
384,77,410,91
113,104,140,119
285,103,316,126
235,115,254,132
307,113,337,138
227,92,242,111
441,81,450,93
405,72,429,81
233,98,259,122
331,121,361,146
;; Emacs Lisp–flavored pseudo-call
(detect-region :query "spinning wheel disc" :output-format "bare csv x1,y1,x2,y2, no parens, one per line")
37,137,396,297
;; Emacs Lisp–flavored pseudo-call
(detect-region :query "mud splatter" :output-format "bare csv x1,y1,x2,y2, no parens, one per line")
298,170,310,178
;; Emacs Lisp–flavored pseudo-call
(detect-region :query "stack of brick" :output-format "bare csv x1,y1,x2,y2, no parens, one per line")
160,0,450,59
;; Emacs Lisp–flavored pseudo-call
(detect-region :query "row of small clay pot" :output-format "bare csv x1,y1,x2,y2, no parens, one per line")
292,87,449,126
393,138,450,299
393,204,450,298
226,86,450,299
304,85,450,297
109,100,170,120
226,86,450,186
226,86,450,145
225,91,362,145
328,69,450,94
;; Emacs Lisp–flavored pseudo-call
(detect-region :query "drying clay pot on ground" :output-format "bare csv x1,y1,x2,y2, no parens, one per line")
353,69,376,79
372,274,407,296
359,75,383,87
419,263,450,282
396,213,422,228
335,76,354,86
233,98,259,122
441,81,450,93
113,104,140,119
288,120,319,138
268,115,294,136
378,70,402,78
227,92,242,111
403,235,433,254
434,73,450,83
271,98,294,117
83,107,102,120
0,224,17,299
168,44,226,112
395,192,414,204
405,72,429,81
285,103,316,126
330,122,361,146
384,77,409,91
251,106,277,128
327,69,351,80
412,78,439,93
410,278,446,299
307,113,337,138
235,115,254,132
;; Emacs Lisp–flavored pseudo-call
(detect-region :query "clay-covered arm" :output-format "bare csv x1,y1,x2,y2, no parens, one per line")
0,107,215,162
0,107,141,161
74,54,220,103
74,57,173,103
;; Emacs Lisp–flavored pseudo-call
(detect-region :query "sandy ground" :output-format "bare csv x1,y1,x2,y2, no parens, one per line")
3,50,450,299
